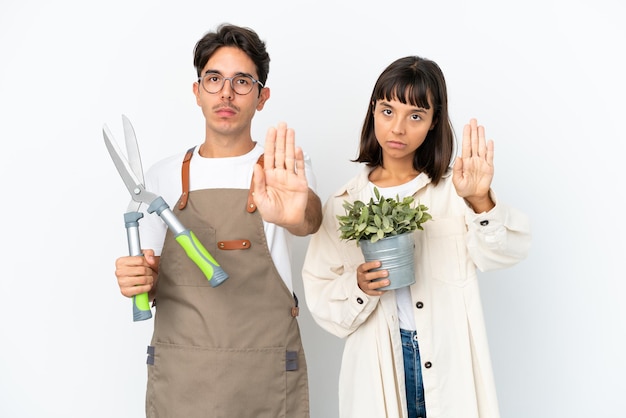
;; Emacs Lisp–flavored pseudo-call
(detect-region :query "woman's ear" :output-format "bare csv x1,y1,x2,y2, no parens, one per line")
429,118,438,131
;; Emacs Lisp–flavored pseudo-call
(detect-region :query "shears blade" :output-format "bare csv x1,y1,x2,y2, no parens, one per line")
103,124,157,206
122,114,144,186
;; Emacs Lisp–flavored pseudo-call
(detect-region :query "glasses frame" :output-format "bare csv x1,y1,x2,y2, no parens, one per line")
198,71,265,96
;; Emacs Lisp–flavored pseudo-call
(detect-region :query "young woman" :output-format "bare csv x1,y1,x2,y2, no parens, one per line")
302,56,531,418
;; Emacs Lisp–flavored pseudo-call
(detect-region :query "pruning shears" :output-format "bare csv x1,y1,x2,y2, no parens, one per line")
103,115,228,321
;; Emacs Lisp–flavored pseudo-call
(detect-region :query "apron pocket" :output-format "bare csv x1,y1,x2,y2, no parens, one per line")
147,342,287,418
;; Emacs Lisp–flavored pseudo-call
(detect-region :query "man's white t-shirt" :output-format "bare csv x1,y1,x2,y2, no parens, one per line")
137,143,317,293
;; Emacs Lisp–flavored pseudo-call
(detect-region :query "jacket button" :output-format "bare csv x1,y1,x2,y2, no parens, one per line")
415,301,424,309
424,361,432,368
480,220,489,226
356,297,364,304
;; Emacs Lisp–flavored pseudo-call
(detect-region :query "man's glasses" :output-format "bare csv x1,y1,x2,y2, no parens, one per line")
198,72,264,95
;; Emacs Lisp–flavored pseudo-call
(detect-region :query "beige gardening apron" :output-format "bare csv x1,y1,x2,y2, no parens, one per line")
145,150,309,418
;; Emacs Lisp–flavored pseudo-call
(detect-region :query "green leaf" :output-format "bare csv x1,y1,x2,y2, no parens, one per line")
359,206,369,223
382,200,390,215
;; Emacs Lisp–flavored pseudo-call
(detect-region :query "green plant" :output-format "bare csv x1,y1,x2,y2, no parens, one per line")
337,187,432,246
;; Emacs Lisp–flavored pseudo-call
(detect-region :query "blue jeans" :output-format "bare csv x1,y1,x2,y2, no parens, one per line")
401,329,427,418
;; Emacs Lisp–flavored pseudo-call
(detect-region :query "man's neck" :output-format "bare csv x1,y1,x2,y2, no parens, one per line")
199,139,256,158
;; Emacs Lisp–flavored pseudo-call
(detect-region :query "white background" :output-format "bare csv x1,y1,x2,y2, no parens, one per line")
1,0,624,417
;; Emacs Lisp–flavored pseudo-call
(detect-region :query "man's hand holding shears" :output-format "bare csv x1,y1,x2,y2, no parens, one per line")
115,249,159,303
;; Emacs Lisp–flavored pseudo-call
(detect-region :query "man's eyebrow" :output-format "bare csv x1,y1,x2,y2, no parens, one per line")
203,69,255,78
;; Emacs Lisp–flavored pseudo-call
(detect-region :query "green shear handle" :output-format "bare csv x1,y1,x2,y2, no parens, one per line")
148,197,228,286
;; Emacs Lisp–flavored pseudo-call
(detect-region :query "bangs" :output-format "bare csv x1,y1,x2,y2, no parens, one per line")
375,75,431,110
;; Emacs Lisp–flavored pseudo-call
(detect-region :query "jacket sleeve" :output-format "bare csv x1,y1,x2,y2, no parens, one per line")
464,191,532,272
301,197,380,339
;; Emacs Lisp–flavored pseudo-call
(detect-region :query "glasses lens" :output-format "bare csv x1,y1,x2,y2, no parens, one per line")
201,73,223,94
232,75,255,95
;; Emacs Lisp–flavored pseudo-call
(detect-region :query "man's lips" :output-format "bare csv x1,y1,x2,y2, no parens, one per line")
214,106,237,116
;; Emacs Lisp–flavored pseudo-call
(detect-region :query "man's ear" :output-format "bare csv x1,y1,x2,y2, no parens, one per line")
256,87,270,111
193,82,201,105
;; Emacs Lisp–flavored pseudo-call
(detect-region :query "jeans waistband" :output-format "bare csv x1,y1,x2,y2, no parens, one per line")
400,328,418,340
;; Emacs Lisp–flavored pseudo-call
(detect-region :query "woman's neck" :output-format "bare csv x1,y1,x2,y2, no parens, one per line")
368,163,420,188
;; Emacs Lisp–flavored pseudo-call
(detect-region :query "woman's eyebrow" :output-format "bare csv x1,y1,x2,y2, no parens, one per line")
379,100,428,112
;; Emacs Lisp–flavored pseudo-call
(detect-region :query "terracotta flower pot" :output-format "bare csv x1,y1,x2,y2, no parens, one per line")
359,232,416,290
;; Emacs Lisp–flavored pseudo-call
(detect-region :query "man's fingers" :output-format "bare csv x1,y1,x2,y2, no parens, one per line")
294,146,305,175
273,122,287,168
284,126,296,172
265,122,299,170
121,283,152,298
264,126,276,169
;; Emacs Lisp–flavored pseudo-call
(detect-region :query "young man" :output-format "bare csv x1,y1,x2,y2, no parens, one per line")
113,24,322,417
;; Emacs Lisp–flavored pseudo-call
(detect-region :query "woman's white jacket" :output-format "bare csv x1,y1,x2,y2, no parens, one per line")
302,167,531,418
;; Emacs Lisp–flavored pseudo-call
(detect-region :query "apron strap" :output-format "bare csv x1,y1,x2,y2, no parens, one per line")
178,147,264,213
291,292,299,318
246,154,264,213
178,146,196,210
